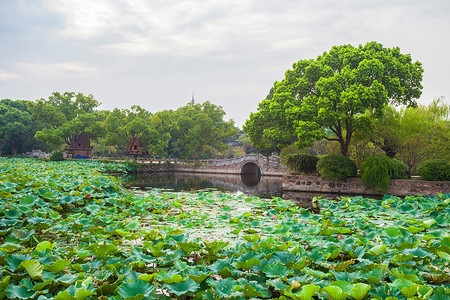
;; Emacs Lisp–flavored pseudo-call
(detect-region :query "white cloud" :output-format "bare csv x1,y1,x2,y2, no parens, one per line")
18,62,95,78
0,70,19,80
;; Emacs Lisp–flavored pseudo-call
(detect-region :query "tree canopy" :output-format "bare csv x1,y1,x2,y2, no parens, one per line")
244,42,424,156
27,92,102,147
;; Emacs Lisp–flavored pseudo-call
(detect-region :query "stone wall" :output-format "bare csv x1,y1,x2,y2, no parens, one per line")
283,175,449,197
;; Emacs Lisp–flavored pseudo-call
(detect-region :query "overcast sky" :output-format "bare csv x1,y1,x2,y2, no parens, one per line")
1,0,449,127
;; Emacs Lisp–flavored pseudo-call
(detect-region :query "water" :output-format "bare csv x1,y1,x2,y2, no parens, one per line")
120,172,338,210
121,172,283,198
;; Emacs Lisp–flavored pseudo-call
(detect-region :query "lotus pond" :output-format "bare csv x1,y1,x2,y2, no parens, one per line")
0,158,449,300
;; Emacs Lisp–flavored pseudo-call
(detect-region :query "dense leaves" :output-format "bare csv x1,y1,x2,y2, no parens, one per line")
244,42,424,156
0,158,449,299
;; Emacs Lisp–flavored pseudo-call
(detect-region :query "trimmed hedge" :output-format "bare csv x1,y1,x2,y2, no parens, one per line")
418,159,450,181
285,154,319,174
49,151,64,161
317,155,357,181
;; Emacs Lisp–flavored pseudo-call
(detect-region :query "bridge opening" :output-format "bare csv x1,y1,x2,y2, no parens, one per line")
240,162,261,187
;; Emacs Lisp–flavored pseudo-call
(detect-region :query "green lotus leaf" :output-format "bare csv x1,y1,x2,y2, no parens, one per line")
235,257,261,270
11,229,35,241
55,273,78,285
303,267,328,279
401,283,418,298
263,263,291,278
429,287,448,300
35,241,56,252
33,279,53,291
389,278,415,291
164,278,199,297
156,271,187,284
332,270,363,283
207,277,238,298
350,283,371,300
368,244,387,256
6,284,38,299
19,260,43,280
407,226,423,233
243,234,261,242
289,284,321,300
4,208,22,219
402,247,432,258
322,286,348,300
383,227,403,238
437,251,450,261
330,281,353,293
19,195,37,207
44,259,70,274
117,279,155,299
417,285,433,299
422,219,436,229
267,278,289,291
234,281,267,298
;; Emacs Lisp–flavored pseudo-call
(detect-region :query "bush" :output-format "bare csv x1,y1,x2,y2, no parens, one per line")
280,144,303,164
390,158,409,179
316,155,357,181
49,151,64,161
418,159,450,181
360,155,396,192
285,154,319,174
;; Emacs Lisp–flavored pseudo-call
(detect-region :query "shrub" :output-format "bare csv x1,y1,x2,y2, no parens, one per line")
280,144,303,164
316,155,357,181
390,158,409,179
418,159,450,181
285,154,319,174
360,154,396,192
49,151,64,161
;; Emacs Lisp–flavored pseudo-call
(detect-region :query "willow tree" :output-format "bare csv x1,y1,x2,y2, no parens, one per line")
244,42,423,156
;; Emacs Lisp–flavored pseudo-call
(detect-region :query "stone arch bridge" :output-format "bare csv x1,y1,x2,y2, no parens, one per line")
172,154,286,176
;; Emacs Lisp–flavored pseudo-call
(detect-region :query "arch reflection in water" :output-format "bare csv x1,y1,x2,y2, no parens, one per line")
240,173,261,187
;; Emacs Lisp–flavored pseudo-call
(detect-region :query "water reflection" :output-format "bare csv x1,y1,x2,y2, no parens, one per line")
119,172,357,211
120,172,282,198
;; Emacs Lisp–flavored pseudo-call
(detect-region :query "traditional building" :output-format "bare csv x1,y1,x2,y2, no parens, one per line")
125,137,148,157
67,133,93,159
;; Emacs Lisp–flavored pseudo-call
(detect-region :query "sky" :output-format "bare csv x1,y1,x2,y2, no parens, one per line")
1,0,449,127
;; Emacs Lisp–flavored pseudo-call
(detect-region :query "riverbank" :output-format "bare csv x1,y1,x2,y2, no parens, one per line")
283,174,450,197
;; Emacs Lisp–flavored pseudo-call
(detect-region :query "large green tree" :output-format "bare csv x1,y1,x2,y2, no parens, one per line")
244,42,423,156
0,99,34,155
103,106,170,157
27,92,102,148
169,102,238,160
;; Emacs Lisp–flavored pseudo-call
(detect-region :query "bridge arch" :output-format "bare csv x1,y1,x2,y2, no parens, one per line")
240,162,262,187
240,161,262,175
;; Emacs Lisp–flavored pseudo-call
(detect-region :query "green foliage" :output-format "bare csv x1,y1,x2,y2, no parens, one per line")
280,144,303,163
27,92,102,150
317,155,357,180
49,151,64,161
245,42,423,156
285,154,319,174
360,155,395,192
418,159,450,181
0,158,449,299
369,98,450,174
390,158,409,179
125,160,144,173
0,99,43,155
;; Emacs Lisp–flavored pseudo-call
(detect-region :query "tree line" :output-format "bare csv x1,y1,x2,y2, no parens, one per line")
0,92,239,160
